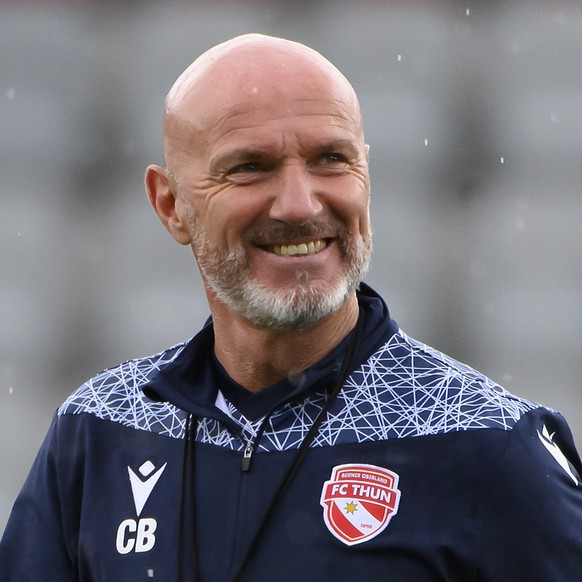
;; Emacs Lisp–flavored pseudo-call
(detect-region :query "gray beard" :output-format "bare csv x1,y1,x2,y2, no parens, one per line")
189,211,372,331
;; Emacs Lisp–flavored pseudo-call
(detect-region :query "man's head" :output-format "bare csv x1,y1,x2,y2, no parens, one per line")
146,34,372,331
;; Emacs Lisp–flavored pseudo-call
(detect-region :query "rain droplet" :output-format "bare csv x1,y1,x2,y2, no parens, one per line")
9,387,13,395
500,157,505,164
466,8,470,16
397,54,402,62
424,138,429,146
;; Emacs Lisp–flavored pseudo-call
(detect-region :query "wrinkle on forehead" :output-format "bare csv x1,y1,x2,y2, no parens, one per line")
163,34,363,164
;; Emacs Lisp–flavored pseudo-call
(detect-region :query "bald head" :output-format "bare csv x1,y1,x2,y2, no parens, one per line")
162,34,363,167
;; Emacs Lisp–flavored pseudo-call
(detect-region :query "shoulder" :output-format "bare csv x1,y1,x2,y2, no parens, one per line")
57,341,189,438
477,405,582,576
343,329,540,438
503,406,581,485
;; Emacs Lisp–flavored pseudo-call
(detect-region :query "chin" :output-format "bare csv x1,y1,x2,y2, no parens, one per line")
216,276,355,331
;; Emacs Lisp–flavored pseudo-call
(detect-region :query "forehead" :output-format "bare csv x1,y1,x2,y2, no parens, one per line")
202,76,362,157
211,93,361,141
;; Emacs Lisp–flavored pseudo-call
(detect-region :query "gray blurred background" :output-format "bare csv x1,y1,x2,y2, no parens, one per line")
2,0,581,532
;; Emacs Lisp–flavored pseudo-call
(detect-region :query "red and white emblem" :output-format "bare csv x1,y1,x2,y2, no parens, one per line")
320,463,401,546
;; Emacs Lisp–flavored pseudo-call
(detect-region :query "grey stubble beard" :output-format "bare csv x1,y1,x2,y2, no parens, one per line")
188,207,372,331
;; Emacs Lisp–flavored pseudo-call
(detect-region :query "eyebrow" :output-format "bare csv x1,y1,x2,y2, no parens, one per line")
311,139,360,158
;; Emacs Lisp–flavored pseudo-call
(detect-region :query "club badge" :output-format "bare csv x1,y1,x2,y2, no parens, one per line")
320,463,401,546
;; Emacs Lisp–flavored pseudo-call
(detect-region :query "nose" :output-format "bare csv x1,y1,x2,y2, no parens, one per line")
268,164,323,225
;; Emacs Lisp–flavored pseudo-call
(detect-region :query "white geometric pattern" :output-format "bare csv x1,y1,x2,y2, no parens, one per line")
59,330,538,451
59,342,189,438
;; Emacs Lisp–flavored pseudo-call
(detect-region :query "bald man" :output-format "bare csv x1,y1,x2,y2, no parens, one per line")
2,34,582,582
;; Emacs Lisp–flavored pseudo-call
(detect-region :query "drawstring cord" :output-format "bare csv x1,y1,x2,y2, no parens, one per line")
232,307,365,581
178,413,199,582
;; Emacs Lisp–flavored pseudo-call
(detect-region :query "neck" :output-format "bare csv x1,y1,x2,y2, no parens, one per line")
210,294,360,393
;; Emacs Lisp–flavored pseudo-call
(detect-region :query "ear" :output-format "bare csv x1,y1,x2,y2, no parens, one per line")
145,164,192,245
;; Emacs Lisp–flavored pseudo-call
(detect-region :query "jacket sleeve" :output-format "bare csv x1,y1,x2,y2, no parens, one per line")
477,407,582,581
0,413,75,581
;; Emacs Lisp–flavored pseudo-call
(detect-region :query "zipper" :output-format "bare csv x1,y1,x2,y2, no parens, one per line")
232,418,269,569
240,413,272,472
242,443,253,472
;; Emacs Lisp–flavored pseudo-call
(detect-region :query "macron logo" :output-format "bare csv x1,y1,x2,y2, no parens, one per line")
537,425,580,486
128,460,167,516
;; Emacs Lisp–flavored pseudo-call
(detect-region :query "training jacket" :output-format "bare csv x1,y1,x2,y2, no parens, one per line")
2,284,582,581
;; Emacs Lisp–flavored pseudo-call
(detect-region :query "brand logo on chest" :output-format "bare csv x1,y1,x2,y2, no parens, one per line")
115,460,167,555
320,463,401,546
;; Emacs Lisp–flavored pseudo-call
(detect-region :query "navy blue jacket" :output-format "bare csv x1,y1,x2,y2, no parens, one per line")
2,285,582,581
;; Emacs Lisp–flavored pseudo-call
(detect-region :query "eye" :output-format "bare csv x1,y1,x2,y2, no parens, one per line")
314,152,352,174
223,160,274,184
227,162,262,175
321,152,347,164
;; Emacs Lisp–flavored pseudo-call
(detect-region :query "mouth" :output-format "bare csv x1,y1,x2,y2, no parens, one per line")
270,239,328,257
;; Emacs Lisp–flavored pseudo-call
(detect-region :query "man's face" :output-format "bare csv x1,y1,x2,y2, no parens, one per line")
167,60,372,330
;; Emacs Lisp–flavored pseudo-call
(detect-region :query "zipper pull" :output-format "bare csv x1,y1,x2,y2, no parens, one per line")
242,443,253,472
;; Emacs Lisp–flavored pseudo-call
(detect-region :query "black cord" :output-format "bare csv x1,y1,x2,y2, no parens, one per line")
232,308,366,581
189,417,200,582
177,414,199,582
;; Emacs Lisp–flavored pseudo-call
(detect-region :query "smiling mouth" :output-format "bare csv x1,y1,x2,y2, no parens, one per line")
271,239,328,256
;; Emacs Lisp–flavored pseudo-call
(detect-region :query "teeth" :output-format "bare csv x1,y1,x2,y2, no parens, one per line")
274,240,326,256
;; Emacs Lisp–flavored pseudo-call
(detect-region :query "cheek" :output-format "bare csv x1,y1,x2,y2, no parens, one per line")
329,179,370,232
204,194,264,248
350,178,371,231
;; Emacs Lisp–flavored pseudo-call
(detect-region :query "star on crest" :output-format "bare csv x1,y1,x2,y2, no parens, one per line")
344,501,358,514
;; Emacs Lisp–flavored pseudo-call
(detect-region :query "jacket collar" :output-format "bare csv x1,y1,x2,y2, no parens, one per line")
143,283,398,423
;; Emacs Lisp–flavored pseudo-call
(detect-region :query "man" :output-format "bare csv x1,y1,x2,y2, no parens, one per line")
1,33,581,581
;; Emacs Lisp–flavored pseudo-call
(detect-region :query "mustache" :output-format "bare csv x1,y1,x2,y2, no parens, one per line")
246,219,348,245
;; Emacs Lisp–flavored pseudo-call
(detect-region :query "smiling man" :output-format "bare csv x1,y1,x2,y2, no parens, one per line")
2,34,582,582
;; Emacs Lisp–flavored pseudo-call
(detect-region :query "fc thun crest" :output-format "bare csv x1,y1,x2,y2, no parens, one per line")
320,463,401,546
